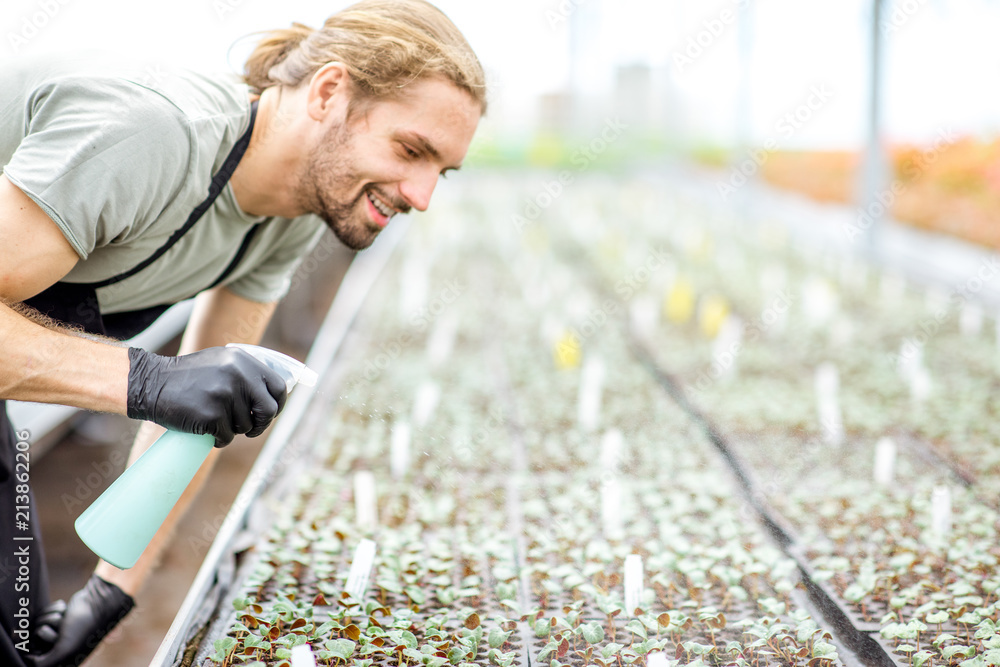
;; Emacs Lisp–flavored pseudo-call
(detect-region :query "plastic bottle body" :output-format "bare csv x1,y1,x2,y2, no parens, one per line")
74,431,215,569
73,344,316,569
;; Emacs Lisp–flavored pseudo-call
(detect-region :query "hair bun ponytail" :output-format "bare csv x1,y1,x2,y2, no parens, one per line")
243,23,315,94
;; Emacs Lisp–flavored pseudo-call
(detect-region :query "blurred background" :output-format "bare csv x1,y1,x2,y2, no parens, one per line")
5,0,1000,249
4,0,999,665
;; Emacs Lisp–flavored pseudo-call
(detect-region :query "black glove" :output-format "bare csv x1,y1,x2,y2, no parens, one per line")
25,574,135,667
126,346,287,447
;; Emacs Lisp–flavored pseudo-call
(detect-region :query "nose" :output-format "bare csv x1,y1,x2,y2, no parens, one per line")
399,167,438,212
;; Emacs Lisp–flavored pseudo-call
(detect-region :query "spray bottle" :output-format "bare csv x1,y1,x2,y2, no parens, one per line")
74,343,317,569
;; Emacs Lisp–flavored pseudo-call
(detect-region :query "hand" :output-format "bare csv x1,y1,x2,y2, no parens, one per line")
25,574,135,667
126,346,287,446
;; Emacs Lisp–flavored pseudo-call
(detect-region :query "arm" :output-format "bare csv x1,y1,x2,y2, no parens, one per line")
96,286,278,595
0,175,130,412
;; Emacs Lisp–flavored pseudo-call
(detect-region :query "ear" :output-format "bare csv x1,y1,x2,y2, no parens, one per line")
305,62,352,122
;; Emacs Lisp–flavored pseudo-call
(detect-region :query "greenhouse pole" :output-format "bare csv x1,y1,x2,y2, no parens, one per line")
858,0,889,258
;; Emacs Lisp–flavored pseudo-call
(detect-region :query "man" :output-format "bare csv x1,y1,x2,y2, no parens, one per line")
0,1,486,664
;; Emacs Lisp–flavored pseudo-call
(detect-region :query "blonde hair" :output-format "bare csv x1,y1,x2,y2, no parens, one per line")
243,0,487,113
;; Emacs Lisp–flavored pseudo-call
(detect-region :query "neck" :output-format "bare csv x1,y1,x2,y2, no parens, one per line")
230,88,307,218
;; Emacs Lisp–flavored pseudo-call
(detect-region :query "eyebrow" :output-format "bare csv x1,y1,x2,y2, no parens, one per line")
400,131,462,172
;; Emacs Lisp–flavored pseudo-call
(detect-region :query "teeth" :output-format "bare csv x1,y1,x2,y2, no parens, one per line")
368,192,392,217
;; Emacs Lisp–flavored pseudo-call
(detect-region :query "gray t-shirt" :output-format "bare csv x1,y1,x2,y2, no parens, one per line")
1,55,327,314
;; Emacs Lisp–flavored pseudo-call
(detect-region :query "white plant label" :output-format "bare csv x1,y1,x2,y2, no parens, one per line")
629,295,659,341
577,356,605,432
291,644,318,667
803,278,838,328
815,363,844,447
427,310,459,366
873,437,896,486
345,539,377,599
391,422,412,480
354,471,378,527
624,554,644,616
711,314,744,380
600,429,625,473
646,653,670,667
960,301,984,337
931,486,951,538
413,381,441,428
910,366,932,405
601,477,623,540
879,272,906,302
399,258,429,317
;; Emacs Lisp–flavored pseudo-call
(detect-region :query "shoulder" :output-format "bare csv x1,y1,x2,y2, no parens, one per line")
12,54,251,159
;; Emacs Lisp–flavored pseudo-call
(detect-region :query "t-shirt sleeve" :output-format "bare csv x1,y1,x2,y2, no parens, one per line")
2,78,191,259
225,216,328,303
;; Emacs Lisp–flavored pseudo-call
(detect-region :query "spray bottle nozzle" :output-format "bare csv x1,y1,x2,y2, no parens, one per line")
226,343,318,392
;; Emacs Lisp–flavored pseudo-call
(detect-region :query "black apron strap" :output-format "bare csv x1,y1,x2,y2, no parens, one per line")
86,101,259,290
22,101,259,340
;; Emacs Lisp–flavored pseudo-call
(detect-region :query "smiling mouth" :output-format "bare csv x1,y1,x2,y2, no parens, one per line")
367,190,395,219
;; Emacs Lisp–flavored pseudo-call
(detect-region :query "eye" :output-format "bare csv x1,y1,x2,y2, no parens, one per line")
401,144,419,159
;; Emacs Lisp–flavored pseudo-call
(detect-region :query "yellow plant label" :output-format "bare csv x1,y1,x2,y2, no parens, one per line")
699,294,731,338
554,332,582,369
664,280,695,324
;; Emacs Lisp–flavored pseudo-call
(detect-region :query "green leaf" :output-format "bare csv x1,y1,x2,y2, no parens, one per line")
625,620,647,640
581,622,604,644
600,643,624,659
488,628,512,649
534,619,551,638
682,642,714,656
325,639,357,660
942,645,976,660
405,586,427,605
214,637,238,655
812,641,838,659
926,611,950,624
449,647,471,664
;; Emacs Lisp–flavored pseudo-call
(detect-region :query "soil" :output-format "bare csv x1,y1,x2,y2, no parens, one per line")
28,241,355,666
